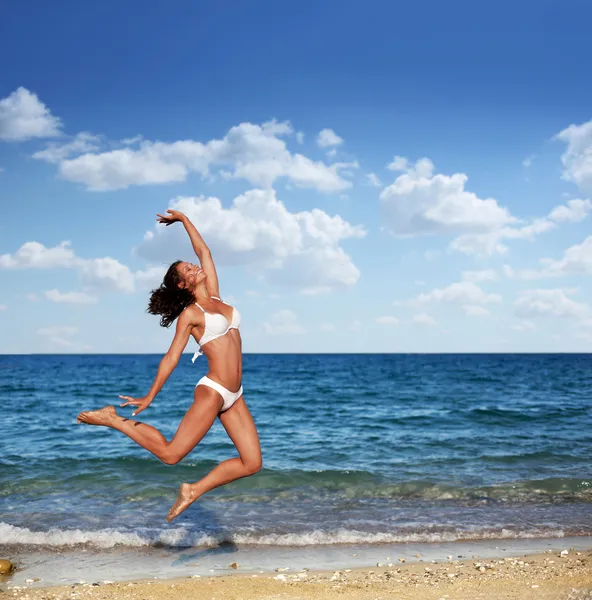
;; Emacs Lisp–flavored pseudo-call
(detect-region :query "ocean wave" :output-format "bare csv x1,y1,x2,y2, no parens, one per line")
0,521,574,549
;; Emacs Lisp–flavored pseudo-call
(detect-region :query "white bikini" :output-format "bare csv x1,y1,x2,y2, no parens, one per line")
192,296,243,412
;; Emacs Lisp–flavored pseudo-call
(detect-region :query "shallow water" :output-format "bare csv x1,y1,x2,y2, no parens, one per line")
1,353,591,550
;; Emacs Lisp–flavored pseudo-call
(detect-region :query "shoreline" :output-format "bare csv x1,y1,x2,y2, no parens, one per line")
2,535,592,593
4,547,592,600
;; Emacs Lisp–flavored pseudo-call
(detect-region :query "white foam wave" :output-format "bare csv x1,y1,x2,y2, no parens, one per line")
0,521,567,549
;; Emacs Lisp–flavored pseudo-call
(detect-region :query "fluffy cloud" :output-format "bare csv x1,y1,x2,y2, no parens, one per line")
461,269,497,283
514,288,589,319
79,257,135,293
380,158,514,238
135,266,167,290
32,132,101,163
316,128,343,148
451,198,592,257
0,241,148,295
137,189,366,294
376,315,399,325
365,172,382,187
556,119,592,190
39,120,354,193
37,323,89,351
45,289,97,304
513,320,537,332
0,87,62,141
416,281,502,306
504,235,592,280
0,241,77,269
548,198,592,222
263,309,304,334
412,313,436,326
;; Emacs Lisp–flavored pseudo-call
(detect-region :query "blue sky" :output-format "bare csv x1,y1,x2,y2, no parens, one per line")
1,0,592,354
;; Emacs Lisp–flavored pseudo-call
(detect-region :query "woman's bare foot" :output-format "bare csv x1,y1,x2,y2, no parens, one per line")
77,405,118,426
167,483,200,522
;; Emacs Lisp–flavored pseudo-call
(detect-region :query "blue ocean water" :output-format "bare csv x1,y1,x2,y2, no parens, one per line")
0,353,591,550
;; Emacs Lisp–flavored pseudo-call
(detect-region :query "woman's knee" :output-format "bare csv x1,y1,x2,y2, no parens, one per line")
243,456,262,475
161,447,185,465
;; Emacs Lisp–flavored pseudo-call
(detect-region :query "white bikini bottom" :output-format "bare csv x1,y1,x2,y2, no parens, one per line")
196,375,243,412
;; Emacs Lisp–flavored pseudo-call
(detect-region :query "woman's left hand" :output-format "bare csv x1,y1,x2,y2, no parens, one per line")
156,209,186,226
119,395,153,416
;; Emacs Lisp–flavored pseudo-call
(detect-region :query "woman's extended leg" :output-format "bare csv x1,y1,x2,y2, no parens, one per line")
167,395,262,521
76,387,223,465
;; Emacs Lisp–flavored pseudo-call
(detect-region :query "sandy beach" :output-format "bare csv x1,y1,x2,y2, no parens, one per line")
4,548,591,600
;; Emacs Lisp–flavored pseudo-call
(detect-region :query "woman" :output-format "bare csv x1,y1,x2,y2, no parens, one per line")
77,210,262,522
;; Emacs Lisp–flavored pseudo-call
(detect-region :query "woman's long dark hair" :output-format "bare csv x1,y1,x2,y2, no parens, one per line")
147,260,194,328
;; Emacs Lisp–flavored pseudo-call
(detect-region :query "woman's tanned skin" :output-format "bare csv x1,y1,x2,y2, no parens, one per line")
77,210,262,521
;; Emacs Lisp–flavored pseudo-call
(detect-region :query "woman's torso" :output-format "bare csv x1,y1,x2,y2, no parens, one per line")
190,298,242,391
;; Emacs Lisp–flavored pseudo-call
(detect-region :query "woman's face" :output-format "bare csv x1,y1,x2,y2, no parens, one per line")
176,261,207,290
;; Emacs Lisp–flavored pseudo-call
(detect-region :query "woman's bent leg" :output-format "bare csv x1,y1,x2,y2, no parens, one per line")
77,387,223,465
168,395,262,520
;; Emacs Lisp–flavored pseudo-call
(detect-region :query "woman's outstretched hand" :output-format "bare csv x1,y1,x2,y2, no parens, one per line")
156,209,186,226
119,395,153,416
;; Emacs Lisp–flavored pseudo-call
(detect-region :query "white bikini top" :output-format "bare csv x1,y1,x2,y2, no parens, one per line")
191,296,241,362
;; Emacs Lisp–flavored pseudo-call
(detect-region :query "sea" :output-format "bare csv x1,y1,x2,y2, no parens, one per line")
1,353,591,584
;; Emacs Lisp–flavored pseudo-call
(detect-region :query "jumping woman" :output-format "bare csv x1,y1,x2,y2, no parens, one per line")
77,210,262,522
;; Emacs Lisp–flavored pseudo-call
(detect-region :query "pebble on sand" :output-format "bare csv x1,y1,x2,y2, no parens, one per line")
228,562,239,569
0,559,14,575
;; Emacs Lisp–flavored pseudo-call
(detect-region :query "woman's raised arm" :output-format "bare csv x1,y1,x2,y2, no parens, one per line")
157,209,220,298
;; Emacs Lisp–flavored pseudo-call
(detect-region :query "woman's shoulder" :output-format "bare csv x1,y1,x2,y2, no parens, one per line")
180,303,203,323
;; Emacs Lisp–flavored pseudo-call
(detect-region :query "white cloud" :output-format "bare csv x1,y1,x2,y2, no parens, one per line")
386,156,409,171
135,266,167,290
53,121,354,193
32,132,101,163
513,320,537,332
38,325,78,337
412,313,436,326
556,119,592,190
380,158,514,238
0,87,62,141
504,235,592,280
376,315,399,325
1,241,156,294
316,128,343,148
0,241,77,269
137,189,366,294
461,269,497,283
60,147,188,190
540,235,592,276
25,293,39,301
514,288,589,319
0,304,7,311
416,281,502,306
522,155,535,168
263,309,304,335
37,324,88,351
79,257,135,293
365,172,382,187
463,305,491,317
548,198,592,223
450,197,592,257
296,131,304,144
45,289,98,304
320,323,335,332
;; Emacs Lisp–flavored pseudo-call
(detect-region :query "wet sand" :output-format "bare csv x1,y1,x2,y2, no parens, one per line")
4,549,591,600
